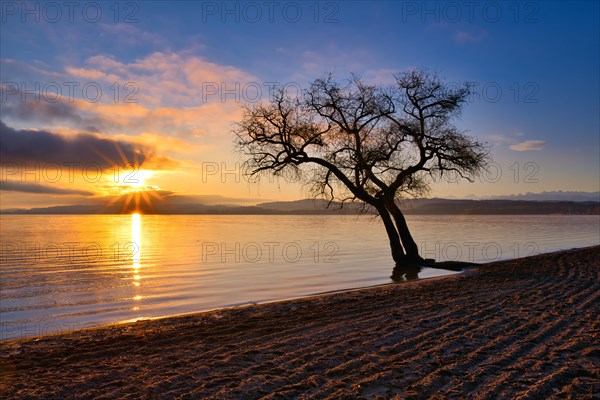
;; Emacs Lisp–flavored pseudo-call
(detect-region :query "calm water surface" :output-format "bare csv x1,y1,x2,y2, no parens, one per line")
1,214,598,339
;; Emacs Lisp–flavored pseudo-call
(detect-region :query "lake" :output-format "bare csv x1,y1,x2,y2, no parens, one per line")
1,214,599,339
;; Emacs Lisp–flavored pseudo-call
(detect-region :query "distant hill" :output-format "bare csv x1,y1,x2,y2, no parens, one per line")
399,199,600,215
3,198,599,215
487,191,600,202
256,199,367,214
257,198,600,215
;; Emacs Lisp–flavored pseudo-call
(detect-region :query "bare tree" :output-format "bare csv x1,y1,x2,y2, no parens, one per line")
235,69,489,267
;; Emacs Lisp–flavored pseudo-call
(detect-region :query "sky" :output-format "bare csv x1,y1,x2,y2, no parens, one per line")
1,0,599,210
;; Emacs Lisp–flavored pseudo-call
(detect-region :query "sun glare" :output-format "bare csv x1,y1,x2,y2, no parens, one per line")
105,168,164,213
120,169,154,189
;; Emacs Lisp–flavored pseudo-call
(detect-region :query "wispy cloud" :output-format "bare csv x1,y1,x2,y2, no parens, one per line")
0,87,106,132
454,30,488,44
97,23,168,48
71,51,258,108
509,140,546,151
486,133,546,152
1,51,257,140
487,133,514,145
425,24,488,45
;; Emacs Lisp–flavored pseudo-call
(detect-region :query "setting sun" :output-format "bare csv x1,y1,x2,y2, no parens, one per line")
104,170,164,213
119,169,154,190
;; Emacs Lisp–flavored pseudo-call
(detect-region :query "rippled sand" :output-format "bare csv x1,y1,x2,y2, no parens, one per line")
1,246,598,399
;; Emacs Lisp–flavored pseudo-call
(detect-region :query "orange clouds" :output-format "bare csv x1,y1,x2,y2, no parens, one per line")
63,52,255,140
4,51,257,145
73,51,258,108
1,51,273,201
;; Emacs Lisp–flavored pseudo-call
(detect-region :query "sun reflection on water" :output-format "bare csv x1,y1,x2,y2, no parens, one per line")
131,213,143,304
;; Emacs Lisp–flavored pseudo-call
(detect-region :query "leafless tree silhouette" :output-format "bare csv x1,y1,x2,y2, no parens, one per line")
235,69,489,267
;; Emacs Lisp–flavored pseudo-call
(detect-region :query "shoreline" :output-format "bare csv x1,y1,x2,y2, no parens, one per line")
115,264,472,330
1,263,468,343
1,246,599,398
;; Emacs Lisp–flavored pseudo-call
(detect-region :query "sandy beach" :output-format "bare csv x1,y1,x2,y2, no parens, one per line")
1,246,598,399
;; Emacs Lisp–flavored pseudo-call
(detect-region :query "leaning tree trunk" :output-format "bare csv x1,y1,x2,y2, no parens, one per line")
386,201,421,261
375,205,406,265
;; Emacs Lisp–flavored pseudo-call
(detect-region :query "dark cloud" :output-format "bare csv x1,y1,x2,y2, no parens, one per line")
0,181,94,196
0,85,105,131
0,120,175,169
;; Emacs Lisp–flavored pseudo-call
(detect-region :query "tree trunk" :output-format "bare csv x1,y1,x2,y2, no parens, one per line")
386,201,421,261
375,205,406,265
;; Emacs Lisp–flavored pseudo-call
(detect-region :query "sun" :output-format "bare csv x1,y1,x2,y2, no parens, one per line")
105,168,164,213
132,169,154,188
119,169,154,189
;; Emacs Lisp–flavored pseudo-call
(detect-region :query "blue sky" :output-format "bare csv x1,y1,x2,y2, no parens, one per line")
1,1,598,208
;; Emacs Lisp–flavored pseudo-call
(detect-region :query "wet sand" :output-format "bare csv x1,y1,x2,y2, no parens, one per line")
1,246,599,399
